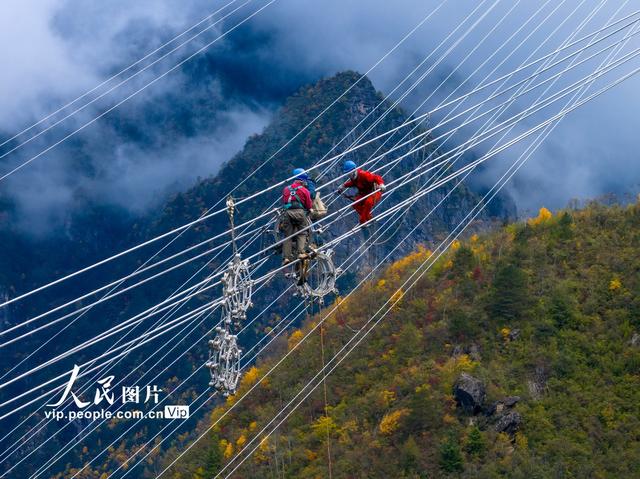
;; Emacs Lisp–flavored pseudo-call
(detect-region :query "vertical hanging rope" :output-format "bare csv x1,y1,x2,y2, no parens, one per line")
319,323,333,479
227,196,238,255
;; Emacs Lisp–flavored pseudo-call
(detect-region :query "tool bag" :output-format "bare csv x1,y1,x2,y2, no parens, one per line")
310,191,328,220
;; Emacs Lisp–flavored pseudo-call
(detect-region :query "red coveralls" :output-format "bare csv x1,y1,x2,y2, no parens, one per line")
342,169,384,224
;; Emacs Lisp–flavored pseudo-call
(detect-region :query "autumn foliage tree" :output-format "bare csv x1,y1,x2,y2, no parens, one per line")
154,199,640,479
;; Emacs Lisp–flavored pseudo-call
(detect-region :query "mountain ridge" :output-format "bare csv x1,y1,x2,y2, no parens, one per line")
1,71,513,478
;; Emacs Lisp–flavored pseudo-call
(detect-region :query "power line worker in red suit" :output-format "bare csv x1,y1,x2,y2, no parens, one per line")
337,160,386,225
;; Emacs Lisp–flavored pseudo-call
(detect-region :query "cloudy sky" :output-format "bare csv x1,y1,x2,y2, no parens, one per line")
1,0,639,232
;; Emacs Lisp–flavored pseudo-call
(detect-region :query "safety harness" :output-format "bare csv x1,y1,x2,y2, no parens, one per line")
284,183,306,210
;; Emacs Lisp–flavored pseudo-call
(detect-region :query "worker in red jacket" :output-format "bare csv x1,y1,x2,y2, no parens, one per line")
280,169,313,265
338,160,386,225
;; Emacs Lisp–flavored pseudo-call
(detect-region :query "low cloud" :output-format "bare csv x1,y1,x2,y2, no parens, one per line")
1,0,640,233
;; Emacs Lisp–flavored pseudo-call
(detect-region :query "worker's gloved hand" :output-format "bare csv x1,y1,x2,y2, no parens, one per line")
376,183,386,192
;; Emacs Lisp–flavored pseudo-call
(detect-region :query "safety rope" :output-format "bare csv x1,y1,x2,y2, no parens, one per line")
319,323,333,479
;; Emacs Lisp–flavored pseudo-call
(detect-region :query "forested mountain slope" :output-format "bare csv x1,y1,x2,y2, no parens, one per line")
157,201,640,478
3,71,511,478
147,70,514,268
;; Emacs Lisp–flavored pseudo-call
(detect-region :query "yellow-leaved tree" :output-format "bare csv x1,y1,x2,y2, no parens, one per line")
379,408,410,436
528,207,553,226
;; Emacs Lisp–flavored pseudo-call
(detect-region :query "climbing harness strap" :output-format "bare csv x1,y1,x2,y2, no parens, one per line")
284,184,305,210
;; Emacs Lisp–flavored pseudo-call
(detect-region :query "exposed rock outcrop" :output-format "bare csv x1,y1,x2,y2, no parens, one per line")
487,396,520,416
495,411,523,435
454,373,486,414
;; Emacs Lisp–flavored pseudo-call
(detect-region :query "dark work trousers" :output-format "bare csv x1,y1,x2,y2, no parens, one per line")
281,209,310,261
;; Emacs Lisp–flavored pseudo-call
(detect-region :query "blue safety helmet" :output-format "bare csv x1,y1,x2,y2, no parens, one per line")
343,160,357,173
292,167,309,181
